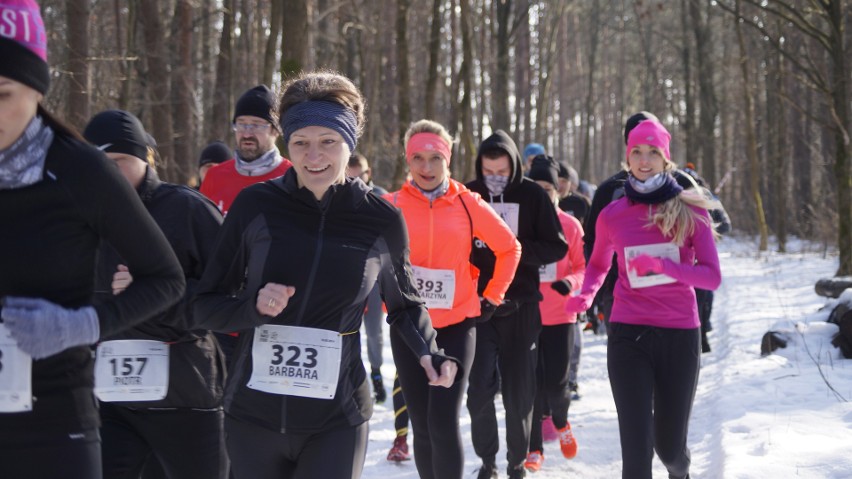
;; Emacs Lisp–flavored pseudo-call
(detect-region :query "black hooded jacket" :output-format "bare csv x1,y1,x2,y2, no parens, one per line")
466,130,568,303
193,169,456,434
94,166,225,409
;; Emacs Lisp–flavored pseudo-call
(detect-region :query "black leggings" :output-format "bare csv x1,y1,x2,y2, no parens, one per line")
607,322,700,479
529,322,575,453
0,427,101,478
390,317,476,479
100,404,226,479
225,415,367,479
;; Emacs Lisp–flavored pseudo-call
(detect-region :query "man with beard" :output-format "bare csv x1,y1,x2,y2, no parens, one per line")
200,85,292,215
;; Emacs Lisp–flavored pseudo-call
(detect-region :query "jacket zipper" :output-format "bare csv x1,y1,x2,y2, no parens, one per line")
280,207,327,434
428,199,434,265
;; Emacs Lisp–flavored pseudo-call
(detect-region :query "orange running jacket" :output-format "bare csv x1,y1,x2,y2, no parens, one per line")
387,179,521,329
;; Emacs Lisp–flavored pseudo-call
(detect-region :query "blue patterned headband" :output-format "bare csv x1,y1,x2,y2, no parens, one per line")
279,100,358,152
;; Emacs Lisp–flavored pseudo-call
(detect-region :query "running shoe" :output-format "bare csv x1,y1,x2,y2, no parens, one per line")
476,462,498,479
569,382,580,401
558,422,578,459
371,369,386,403
386,435,410,462
541,415,558,442
508,465,527,478
523,450,544,472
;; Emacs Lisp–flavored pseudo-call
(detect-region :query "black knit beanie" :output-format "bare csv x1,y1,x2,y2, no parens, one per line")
527,155,559,188
556,161,569,180
83,110,149,161
233,85,278,129
198,141,232,167
623,111,660,145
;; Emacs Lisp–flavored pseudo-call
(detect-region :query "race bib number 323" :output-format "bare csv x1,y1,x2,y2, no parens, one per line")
248,325,341,400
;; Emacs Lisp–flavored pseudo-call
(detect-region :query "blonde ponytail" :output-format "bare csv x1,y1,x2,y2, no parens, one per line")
647,186,720,246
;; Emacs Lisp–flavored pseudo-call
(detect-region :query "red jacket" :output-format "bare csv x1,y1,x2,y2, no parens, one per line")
387,180,521,328
539,209,585,325
200,158,292,215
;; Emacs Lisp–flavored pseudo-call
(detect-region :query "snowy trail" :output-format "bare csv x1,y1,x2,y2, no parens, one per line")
360,237,851,478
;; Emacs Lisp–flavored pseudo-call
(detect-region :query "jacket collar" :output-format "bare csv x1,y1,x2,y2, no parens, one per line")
137,165,162,203
273,167,370,210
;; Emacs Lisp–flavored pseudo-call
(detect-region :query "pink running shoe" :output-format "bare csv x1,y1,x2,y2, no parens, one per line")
541,416,558,442
387,435,411,462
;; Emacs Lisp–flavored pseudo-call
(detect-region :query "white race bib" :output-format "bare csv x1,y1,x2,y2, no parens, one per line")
248,325,341,400
624,243,681,289
490,203,520,236
412,266,456,309
94,340,170,402
539,263,558,283
0,324,32,413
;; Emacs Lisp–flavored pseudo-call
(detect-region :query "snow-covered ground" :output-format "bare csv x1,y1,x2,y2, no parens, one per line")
360,236,852,478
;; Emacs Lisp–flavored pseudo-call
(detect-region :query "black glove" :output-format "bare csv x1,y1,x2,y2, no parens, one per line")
493,299,520,318
475,297,498,323
550,279,572,296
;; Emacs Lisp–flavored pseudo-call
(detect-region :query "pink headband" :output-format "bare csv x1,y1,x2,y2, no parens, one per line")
406,133,452,166
626,119,671,163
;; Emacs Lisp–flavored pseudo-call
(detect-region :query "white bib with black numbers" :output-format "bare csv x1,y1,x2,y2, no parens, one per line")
624,242,681,289
94,340,170,402
411,266,456,309
0,324,32,413
490,202,520,236
248,325,341,400
539,263,558,283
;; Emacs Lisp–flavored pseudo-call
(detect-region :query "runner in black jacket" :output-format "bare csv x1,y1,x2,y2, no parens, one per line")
83,110,227,479
194,71,458,479
0,9,185,476
466,130,568,479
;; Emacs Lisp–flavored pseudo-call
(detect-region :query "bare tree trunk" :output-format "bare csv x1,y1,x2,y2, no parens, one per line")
774,46,788,252
391,0,412,189
424,0,442,119
66,0,90,129
280,0,309,79
114,0,134,111
828,0,851,275
172,0,194,184
534,1,569,144
492,0,512,131
211,0,235,143
579,0,600,181
691,0,720,186
458,0,476,182
139,1,175,179
263,0,283,86
680,0,694,161
734,0,768,250
515,1,530,144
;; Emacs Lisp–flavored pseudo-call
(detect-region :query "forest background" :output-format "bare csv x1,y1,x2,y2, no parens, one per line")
39,0,851,275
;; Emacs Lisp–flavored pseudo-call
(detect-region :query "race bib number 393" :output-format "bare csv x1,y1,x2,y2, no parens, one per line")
248,325,341,400
412,266,456,309
94,340,170,402
0,324,32,413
